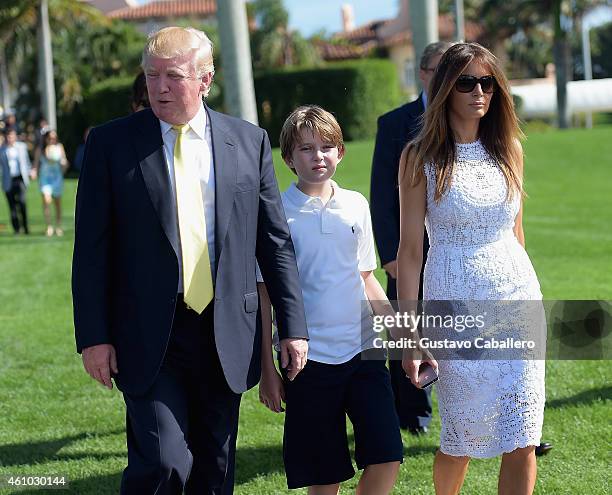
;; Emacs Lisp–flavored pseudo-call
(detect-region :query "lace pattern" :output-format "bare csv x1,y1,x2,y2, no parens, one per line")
423,140,545,458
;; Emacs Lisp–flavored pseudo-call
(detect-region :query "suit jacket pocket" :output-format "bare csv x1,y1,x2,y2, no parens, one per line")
244,291,259,313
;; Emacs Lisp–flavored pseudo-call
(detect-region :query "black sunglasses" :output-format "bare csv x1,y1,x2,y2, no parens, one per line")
455,75,497,93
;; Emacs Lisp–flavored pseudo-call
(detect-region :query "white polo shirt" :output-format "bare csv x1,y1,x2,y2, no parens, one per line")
259,181,378,364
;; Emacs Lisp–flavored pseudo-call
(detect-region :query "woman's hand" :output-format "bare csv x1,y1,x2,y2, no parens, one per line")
259,365,286,413
402,350,438,388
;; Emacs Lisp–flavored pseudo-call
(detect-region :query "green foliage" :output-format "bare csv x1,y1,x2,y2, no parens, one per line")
512,93,524,114
255,59,402,146
439,0,607,80
251,0,288,33
590,21,612,78
249,0,320,69
81,76,135,127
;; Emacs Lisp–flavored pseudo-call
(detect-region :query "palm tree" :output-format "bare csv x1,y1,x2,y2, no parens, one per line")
475,0,605,128
249,0,321,69
0,0,104,126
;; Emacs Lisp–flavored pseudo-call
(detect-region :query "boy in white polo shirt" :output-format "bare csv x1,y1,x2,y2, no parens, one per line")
257,105,403,494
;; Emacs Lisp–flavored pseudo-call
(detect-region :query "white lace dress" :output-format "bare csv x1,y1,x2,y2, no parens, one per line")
423,140,545,458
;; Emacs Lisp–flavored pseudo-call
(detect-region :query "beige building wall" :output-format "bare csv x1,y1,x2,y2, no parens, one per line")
388,44,417,96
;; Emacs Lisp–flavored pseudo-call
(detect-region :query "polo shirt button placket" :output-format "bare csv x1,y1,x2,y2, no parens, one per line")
321,205,333,234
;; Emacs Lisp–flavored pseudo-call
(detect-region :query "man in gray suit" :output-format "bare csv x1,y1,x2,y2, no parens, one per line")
1,127,31,234
72,26,308,494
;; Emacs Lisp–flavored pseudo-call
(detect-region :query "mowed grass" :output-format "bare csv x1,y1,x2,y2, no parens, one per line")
0,126,610,494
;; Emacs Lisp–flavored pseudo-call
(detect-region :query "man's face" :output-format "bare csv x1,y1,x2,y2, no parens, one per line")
6,131,17,146
145,53,212,125
418,53,443,96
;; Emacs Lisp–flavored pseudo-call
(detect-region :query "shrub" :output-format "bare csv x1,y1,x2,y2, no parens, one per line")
254,59,402,146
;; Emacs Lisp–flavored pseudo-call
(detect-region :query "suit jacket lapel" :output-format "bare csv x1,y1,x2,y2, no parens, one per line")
134,109,180,260
207,106,237,271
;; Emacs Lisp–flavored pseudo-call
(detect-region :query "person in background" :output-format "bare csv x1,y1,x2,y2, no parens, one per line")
3,114,20,135
34,117,50,151
1,127,31,234
73,127,91,175
371,41,454,435
32,130,68,236
131,71,150,113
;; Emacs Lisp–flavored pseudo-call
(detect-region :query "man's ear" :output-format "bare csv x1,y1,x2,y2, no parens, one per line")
337,144,346,161
200,72,213,93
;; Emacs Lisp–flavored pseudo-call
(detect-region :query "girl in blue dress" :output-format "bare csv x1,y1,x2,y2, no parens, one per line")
33,130,69,236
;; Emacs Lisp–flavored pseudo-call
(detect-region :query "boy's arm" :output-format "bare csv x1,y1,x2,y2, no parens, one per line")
257,281,286,413
257,281,275,371
358,194,396,319
361,271,396,319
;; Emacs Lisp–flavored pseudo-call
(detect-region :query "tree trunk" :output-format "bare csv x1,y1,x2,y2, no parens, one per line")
37,0,57,129
553,0,570,129
409,0,439,94
0,41,11,114
216,0,258,124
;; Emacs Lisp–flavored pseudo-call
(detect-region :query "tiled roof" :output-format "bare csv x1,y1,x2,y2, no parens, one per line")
313,40,375,60
108,0,216,20
331,13,483,56
333,20,391,43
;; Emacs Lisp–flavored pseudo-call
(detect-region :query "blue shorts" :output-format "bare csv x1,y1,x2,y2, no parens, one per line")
281,350,404,489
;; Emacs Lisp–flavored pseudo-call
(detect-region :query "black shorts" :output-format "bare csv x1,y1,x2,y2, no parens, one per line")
281,350,404,489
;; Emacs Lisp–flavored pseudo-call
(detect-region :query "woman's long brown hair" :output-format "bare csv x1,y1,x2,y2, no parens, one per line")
401,42,524,202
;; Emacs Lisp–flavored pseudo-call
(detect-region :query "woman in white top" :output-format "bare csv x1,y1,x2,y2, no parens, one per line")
33,130,69,236
398,42,545,494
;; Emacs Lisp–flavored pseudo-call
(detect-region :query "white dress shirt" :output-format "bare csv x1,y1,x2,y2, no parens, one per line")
159,104,215,291
6,146,20,177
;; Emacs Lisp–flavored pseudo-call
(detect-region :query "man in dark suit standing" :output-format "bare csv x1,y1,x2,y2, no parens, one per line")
1,127,31,235
72,26,308,494
370,42,452,435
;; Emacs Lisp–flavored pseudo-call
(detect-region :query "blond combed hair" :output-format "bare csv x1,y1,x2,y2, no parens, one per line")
142,26,215,96
401,42,524,202
280,105,345,164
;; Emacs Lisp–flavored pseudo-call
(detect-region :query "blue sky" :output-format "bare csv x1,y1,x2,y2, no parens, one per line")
283,0,399,36
135,0,400,36
133,1,612,37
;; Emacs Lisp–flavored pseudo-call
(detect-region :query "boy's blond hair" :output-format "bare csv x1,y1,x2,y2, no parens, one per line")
280,105,345,164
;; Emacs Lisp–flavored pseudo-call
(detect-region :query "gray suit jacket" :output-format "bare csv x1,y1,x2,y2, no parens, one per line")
72,106,308,395
1,142,31,192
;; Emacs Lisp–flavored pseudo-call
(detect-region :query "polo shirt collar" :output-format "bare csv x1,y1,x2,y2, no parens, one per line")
159,102,207,140
286,181,343,210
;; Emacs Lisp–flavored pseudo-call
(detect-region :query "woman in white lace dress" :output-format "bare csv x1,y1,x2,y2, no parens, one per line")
397,43,545,494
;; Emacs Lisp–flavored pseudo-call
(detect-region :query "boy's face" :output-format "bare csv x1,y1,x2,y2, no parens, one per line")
288,129,344,185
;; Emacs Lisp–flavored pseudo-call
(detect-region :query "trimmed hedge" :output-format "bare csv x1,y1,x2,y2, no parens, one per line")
254,59,401,146
73,59,402,149
81,76,136,126
78,75,224,127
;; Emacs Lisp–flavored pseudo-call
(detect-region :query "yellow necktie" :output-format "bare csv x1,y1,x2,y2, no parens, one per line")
173,124,213,313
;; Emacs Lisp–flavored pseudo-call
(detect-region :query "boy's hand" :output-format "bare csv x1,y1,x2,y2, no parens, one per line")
280,338,308,381
382,259,398,279
259,367,285,413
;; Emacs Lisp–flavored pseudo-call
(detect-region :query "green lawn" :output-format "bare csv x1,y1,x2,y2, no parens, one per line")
0,127,610,494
